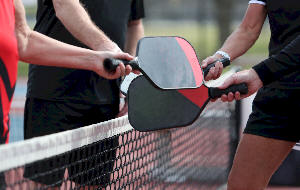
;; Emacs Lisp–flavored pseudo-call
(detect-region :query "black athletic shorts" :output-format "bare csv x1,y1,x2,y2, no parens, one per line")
23,98,119,187
244,87,300,142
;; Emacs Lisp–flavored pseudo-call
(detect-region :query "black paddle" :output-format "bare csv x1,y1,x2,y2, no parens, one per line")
127,75,248,132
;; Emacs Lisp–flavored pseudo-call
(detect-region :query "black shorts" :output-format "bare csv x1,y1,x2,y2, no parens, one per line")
244,87,300,142
23,98,119,187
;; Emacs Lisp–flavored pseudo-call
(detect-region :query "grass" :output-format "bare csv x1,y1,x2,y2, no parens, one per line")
17,20,271,77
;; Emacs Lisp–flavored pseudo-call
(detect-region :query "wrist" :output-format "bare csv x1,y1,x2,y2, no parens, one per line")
252,58,276,86
250,68,263,88
90,51,103,72
214,50,231,61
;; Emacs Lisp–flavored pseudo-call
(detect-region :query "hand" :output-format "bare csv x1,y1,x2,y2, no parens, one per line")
94,51,134,79
201,54,224,81
95,41,140,75
216,69,263,102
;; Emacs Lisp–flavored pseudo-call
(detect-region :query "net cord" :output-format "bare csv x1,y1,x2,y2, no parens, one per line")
0,116,132,172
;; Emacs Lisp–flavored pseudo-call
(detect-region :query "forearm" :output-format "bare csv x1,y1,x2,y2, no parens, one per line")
218,4,267,61
218,26,260,61
124,20,144,56
14,0,133,80
253,35,300,85
15,0,96,71
19,30,97,71
53,0,116,51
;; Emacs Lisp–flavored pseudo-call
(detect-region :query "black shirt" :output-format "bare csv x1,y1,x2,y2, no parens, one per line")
249,0,300,88
26,0,145,104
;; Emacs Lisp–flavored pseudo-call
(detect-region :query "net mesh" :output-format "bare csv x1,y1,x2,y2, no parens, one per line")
1,101,238,190
1,70,240,190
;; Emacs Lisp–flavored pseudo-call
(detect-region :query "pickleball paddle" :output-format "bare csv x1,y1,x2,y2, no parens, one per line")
104,36,230,90
127,75,247,132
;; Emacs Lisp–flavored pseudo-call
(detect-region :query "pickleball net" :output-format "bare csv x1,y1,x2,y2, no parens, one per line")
0,70,241,190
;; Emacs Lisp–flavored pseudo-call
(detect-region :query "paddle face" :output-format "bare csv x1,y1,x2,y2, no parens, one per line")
136,36,203,89
128,75,210,131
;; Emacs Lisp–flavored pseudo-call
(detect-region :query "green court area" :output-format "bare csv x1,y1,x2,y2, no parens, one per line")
18,22,271,77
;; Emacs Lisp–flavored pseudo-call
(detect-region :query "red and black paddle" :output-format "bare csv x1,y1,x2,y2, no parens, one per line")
104,36,229,90
127,75,247,132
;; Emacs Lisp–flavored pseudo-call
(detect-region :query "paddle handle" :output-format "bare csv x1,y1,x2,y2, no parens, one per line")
209,83,248,99
203,57,230,77
104,58,139,72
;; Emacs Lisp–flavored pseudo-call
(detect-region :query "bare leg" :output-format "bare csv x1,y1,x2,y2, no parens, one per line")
227,134,295,190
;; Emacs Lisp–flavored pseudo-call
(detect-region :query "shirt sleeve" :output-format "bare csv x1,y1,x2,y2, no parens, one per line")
249,0,266,6
252,35,300,85
129,0,145,21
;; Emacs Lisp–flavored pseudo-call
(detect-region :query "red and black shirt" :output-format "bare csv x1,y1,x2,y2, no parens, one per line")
0,0,18,144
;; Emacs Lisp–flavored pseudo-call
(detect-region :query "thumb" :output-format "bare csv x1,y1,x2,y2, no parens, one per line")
115,53,134,61
219,75,235,89
219,73,242,89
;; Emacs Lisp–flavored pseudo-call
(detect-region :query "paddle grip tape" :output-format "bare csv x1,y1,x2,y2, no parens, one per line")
104,58,139,72
209,83,248,99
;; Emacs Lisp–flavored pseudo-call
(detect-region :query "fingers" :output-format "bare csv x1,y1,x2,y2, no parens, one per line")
220,92,241,102
107,63,125,79
211,91,241,103
118,63,126,76
113,52,136,76
125,65,132,75
219,77,243,102
203,56,224,81
101,51,135,79
201,56,215,68
114,52,134,61
115,63,136,77
110,66,121,79
205,61,224,81
214,61,223,78
215,73,244,102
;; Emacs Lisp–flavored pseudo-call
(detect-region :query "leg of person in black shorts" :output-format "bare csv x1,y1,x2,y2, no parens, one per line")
23,98,119,189
227,87,299,189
